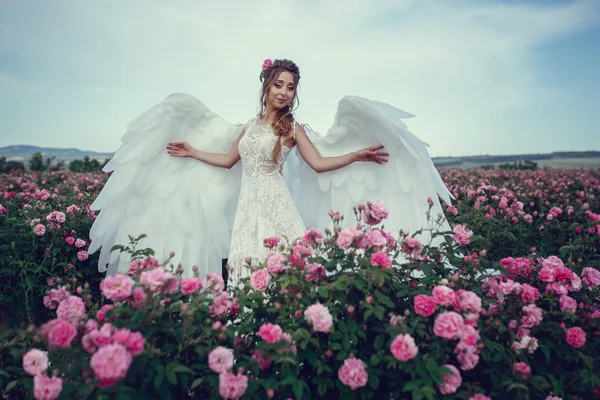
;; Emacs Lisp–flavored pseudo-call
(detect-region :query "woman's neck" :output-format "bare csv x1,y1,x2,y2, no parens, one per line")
261,105,278,124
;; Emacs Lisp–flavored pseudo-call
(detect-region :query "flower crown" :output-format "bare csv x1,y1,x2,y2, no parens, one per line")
259,59,273,82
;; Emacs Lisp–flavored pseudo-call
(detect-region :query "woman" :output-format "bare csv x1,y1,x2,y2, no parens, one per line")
165,59,388,283
89,58,452,284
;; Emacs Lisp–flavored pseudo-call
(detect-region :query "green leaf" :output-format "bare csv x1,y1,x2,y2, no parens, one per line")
374,334,385,350
370,374,380,390
172,365,194,375
318,383,327,397
402,380,423,392
5,381,17,392
191,378,203,390
370,354,380,366
165,368,177,385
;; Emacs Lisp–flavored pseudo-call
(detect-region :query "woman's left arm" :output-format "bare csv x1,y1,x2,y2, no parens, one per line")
295,124,389,173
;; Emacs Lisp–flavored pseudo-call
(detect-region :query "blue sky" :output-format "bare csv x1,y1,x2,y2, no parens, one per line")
0,0,599,157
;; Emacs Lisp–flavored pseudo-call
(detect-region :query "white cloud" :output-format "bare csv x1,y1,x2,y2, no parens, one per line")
0,0,599,155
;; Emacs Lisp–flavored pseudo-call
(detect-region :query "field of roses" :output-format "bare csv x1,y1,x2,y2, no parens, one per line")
0,167,599,400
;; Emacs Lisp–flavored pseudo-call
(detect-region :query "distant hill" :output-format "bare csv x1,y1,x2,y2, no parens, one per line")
0,145,113,162
1,145,599,169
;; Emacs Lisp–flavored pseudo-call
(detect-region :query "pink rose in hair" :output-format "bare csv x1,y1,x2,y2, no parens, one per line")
250,269,270,291
390,334,419,361
338,356,368,390
262,59,273,70
22,349,48,376
438,364,462,394
218,371,248,399
208,346,234,374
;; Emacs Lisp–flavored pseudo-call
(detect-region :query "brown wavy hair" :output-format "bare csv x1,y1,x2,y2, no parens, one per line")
258,59,300,163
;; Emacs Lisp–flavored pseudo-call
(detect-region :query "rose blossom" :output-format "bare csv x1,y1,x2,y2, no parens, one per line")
438,364,462,394
45,319,77,348
338,356,368,390
258,323,283,343
521,304,543,328
74,238,86,248
457,291,482,314
305,262,327,283
100,274,134,301
89,323,114,348
263,236,279,248
559,295,577,313
112,329,145,356
520,284,540,303
454,341,479,370
304,303,333,333
33,374,63,400
432,285,455,306
250,269,270,291
90,343,133,382
582,267,600,288
565,327,586,348
371,251,392,269
56,295,86,322
43,286,69,310
140,267,174,292
266,251,285,274
514,361,531,380
96,304,114,322
65,236,75,245
210,292,232,318
219,371,248,399
337,227,357,249
452,224,473,245
34,224,46,236
401,237,423,257
433,312,464,340
366,229,387,248
23,349,48,376
77,250,88,261
181,277,203,295
208,346,234,374
361,201,389,225
390,334,419,361
302,228,323,246
205,272,225,293
413,294,436,317
542,255,564,269
469,395,491,400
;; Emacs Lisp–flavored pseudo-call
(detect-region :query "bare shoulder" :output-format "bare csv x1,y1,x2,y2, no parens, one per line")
294,122,307,135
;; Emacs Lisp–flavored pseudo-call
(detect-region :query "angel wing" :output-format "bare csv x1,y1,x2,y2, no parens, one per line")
284,95,453,245
89,93,242,277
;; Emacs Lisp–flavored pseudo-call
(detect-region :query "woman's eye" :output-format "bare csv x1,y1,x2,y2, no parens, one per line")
275,84,282,88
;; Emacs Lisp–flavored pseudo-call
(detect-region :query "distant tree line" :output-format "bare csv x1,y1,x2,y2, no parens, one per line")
0,153,110,173
481,160,538,171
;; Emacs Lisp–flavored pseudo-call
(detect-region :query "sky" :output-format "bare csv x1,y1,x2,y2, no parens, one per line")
0,0,599,157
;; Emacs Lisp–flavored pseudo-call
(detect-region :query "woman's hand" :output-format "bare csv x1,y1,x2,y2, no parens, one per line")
354,145,389,164
167,142,194,158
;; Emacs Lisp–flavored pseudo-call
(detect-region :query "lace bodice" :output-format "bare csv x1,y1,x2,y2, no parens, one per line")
238,118,294,178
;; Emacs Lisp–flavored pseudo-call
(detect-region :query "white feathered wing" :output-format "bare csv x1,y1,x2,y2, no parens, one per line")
89,94,242,277
285,95,453,245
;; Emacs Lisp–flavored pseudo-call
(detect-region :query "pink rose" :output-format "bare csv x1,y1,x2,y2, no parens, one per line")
56,295,86,322
261,59,273,70
218,371,248,399
82,334,97,354
459,324,480,346
520,284,540,303
250,269,271,291
263,236,279,248
413,294,436,317
469,395,491,400
366,229,387,248
209,346,234,374
304,303,333,333
266,251,285,274
521,304,543,328
559,295,577,313
401,237,423,257
112,329,145,356
258,323,283,343
205,272,225,293
302,228,323,246
23,349,48,376
514,361,531,380
565,327,586,348
371,251,392,269
481,277,499,297
89,323,114,348
433,311,464,340
432,285,455,306
337,227,357,249
181,277,203,295
140,267,174,292
34,224,46,236
582,267,600,288
74,238,86,248
305,262,327,283
46,319,77,348
554,266,574,283
77,250,89,261
210,292,232,318
65,237,75,245
454,341,479,370
96,304,114,322
131,287,148,308
100,274,134,301
55,212,66,223
338,356,368,390
90,343,133,382
452,224,473,245
361,201,389,225
457,291,481,314
252,349,272,370
33,374,63,400
438,364,462,394
43,286,69,310
542,256,564,269
390,334,419,361
538,265,556,283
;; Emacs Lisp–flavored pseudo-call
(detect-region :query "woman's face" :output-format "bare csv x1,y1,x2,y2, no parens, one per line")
267,71,296,110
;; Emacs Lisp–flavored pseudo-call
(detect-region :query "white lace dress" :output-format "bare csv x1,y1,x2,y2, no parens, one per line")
227,118,306,282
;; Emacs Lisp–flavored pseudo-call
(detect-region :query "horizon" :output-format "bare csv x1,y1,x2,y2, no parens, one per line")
1,0,600,157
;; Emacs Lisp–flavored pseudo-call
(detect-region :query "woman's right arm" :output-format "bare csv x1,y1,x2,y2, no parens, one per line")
166,129,245,169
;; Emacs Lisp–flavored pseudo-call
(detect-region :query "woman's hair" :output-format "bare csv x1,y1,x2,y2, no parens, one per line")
258,59,300,163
